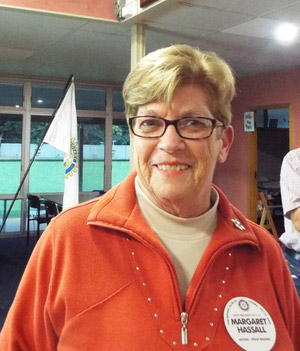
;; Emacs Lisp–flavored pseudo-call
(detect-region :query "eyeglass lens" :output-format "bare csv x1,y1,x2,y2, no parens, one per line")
131,116,216,139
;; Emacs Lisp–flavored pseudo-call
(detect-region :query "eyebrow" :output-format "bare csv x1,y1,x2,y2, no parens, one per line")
137,109,210,117
180,110,208,117
137,109,159,116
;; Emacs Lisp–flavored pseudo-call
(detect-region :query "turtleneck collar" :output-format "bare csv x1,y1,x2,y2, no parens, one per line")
135,176,219,239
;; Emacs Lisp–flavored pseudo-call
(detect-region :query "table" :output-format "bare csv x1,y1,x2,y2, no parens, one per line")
38,191,102,206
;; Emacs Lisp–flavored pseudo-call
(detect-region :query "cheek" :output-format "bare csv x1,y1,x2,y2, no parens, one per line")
133,139,155,175
194,153,212,178
192,142,218,179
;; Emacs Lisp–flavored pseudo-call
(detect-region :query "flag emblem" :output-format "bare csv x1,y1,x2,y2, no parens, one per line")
64,137,79,178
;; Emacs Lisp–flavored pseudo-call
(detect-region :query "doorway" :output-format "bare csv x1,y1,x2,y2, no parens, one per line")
256,107,290,235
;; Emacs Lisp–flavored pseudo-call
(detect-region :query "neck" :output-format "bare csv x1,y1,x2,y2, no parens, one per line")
136,177,213,218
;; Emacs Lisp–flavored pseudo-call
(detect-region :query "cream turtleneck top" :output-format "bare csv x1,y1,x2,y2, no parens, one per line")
135,177,219,304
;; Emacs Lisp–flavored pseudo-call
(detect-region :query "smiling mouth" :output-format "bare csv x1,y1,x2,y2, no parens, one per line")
157,164,189,171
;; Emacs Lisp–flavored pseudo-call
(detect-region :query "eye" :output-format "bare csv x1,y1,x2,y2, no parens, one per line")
180,118,210,129
136,117,163,130
187,119,203,127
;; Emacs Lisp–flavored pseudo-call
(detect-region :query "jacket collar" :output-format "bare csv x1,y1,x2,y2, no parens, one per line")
87,172,162,249
213,185,260,251
87,172,260,252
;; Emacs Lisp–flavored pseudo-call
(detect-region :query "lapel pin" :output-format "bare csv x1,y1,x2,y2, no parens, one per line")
231,218,246,231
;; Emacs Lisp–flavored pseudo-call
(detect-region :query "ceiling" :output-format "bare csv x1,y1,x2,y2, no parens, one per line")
0,0,300,85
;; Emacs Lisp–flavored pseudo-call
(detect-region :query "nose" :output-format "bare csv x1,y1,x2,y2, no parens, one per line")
158,124,185,153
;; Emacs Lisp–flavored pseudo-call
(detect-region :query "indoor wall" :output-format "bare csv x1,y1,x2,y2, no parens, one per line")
0,0,115,19
214,66,300,218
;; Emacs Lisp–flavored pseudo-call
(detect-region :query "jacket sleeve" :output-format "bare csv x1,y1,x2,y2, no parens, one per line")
250,221,300,349
279,253,300,348
0,224,58,351
270,238,300,348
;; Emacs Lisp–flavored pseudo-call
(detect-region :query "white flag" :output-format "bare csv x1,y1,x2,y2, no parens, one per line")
43,80,79,210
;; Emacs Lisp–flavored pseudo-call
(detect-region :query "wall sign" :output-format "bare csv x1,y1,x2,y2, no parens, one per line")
244,112,255,132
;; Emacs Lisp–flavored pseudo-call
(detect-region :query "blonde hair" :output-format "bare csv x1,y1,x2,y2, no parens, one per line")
122,44,236,126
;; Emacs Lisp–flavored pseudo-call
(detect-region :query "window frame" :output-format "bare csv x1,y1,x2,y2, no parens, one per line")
0,78,126,237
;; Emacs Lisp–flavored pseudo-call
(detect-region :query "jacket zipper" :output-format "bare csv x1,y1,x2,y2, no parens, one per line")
181,311,189,345
90,222,190,345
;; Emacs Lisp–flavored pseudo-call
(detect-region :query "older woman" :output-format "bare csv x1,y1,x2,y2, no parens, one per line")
1,44,299,350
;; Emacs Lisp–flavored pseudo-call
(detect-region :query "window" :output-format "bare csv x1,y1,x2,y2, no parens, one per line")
0,83,23,107
113,90,125,112
112,118,130,186
0,79,124,236
32,85,64,108
76,88,106,111
257,108,289,129
32,85,107,111
29,115,65,193
0,114,23,194
78,117,105,191
0,114,23,233
0,199,21,233
29,116,107,193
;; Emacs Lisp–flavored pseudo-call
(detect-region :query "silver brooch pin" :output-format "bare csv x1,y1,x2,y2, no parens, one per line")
231,218,246,231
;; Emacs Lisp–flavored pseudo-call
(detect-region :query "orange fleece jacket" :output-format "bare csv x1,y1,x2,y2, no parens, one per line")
0,172,299,350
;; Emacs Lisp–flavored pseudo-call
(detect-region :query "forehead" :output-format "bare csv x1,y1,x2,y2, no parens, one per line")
137,84,213,117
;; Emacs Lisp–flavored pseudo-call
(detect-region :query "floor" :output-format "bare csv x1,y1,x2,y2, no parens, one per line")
0,236,35,329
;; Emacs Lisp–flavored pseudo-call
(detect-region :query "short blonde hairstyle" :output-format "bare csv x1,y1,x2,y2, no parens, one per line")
122,44,236,126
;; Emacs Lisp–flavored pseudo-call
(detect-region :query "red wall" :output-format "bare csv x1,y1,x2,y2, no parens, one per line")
0,0,116,20
214,66,300,216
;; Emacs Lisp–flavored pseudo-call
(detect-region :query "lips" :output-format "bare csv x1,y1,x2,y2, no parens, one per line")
156,164,189,171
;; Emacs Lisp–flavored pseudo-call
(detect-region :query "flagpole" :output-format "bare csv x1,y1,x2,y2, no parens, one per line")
0,75,74,233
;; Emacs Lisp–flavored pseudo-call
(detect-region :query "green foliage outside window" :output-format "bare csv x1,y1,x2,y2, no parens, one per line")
112,124,129,145
0,119,22,143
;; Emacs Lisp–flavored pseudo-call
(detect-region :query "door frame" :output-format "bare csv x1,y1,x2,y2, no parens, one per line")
247,103,292,222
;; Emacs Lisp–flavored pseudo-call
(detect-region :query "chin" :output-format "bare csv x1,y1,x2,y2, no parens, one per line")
155,186,182,201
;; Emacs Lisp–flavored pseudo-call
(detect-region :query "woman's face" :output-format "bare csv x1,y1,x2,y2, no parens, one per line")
131,83,234,217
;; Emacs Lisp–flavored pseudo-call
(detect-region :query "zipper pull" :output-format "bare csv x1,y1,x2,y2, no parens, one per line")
181,312,189,345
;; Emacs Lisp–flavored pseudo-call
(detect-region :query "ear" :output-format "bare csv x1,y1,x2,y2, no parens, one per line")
217,126,234,164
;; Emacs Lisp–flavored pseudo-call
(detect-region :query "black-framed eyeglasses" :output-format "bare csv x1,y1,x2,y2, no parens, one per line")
128,116,225,140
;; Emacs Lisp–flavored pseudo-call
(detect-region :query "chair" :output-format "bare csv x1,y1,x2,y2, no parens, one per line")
258,192,279,241
57,204,63,213
92,190,106,196
27,195,58,246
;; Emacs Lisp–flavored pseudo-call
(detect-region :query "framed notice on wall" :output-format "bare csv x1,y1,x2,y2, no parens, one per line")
244,111,255,132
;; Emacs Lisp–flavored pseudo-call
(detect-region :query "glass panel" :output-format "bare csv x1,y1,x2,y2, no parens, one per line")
32,85,64,108
113,90,125,112
0,199,21,233
257,108,289,129
0,114,22,195
78,117,105,191
0,83,23,107
112,118,130,186
32,85,106,110
76,88,106,110
30,116,106,194
29,115,65,193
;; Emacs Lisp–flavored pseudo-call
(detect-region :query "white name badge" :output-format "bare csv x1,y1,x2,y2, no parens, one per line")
223,297,276,351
